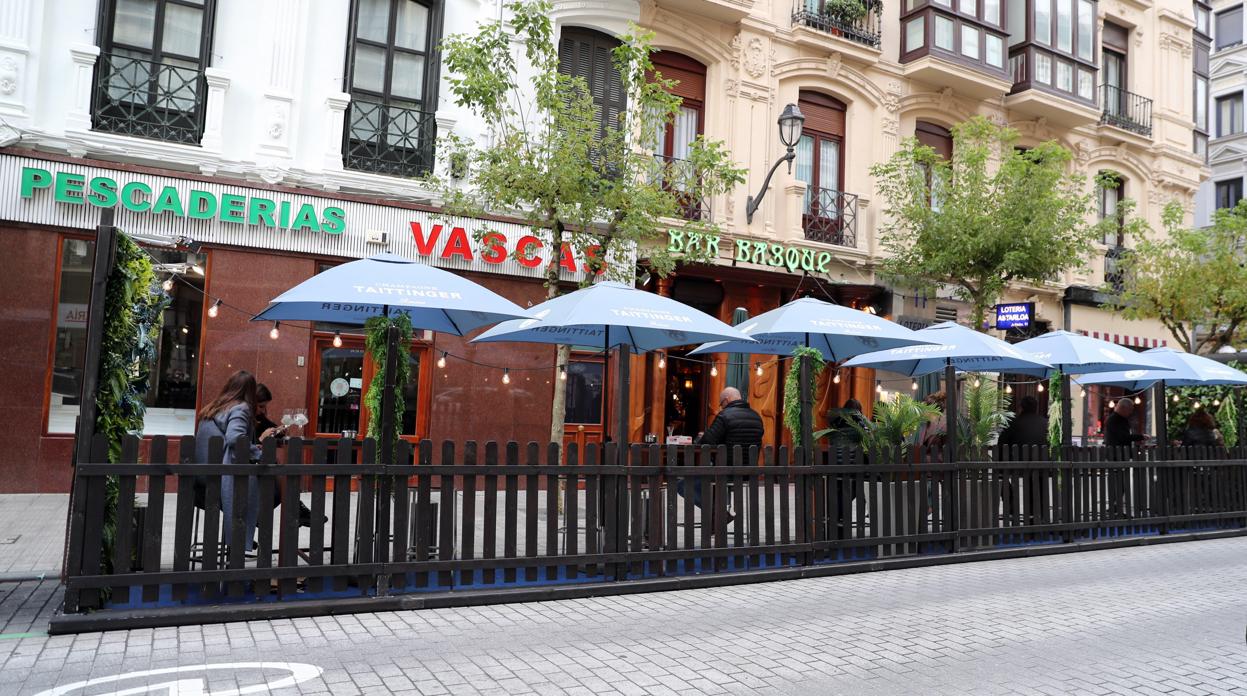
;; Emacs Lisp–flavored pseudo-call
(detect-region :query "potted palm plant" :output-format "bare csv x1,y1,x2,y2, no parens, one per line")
822,0,868,29
832,393,942,464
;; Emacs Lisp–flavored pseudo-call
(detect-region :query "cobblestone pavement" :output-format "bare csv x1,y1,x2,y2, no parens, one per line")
2,538,1246,695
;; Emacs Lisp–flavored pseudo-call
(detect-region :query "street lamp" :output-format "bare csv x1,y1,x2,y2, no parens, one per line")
745,103,805,224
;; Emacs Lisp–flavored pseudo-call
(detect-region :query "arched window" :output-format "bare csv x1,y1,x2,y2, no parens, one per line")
916,121,952,209
557,27,625,143
1098,172,1124,247
796,91,850,245
649,51,707,219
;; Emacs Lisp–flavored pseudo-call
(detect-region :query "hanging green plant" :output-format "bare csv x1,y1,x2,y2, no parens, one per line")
1218,393,1239,448
783,346,826,440
94,234,167,577
1047,370,1063,455
364,313,414,463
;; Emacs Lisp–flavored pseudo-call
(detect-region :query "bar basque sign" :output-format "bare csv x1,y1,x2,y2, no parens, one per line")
667,229,834,273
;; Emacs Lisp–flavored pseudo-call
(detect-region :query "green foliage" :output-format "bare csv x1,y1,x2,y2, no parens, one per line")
364,314,414,463
849,394,942,462
94,234,167,576
1048,371,1063,452
1113,200,1247,353
870,116,1099,330
437,0,746,287
824,0,868,21
1219,394,1238,448
783,347,826,440
959,377,1013,454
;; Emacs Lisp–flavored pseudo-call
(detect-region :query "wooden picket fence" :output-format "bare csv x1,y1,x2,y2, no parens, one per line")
56,435,1247,631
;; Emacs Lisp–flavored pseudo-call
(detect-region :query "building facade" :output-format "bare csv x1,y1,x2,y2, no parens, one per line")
1195,0,1243,227
0,0,1207,492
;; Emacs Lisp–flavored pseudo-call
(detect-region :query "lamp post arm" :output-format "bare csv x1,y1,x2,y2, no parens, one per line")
745,147,796,224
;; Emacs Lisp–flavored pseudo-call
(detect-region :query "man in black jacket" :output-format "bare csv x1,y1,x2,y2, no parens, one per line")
678,387,762,510
999,396,1048,449
1104,398,1145,517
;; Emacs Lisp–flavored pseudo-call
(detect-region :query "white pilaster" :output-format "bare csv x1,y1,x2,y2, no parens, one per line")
65,44,99,133
0,0,38,125
257,0,306,158
201,67,231,153
323,92,351,171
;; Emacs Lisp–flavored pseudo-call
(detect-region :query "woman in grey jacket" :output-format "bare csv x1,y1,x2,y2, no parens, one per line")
195,370,280,553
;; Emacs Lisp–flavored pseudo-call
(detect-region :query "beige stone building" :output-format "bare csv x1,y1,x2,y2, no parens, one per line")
549,0,1206,441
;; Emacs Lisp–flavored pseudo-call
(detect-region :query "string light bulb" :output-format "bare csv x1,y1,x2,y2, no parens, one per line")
658,355,666,369
437,352,447,369
710,364,718,377
876,382,883,393
1215,398,1222,407
755,362,763,377
1173,393,1181,403
911,380,919,391
1109,400,1116,410
332,331,343,348
972,378,981,388
1037,382,1045,393
1134,396,1142,405
559,366,567,381
502,368,511,385
207,299,221,318
269,322,280,340
1006,384,1013,394
1194,400,1201,409
833,372,841,385
1080,387,1087,398
162,277,174,292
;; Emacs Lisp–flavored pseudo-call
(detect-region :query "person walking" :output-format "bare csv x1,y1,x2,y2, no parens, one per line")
195,370,280,553
678,387,762,527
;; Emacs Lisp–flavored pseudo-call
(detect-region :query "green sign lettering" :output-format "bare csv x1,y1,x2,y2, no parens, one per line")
18,166,350,236
666,228,839,276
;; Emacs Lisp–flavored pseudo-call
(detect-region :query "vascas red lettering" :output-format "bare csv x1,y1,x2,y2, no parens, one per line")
481,232,507,264
410,221,442,256
516,235,543,268
441,226,474,262
584,244,606,274
559,243,578,273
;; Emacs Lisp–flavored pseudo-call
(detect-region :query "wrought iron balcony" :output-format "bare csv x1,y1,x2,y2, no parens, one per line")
92,52,205,145
649,154,711,222
803,186,858,247
791,0,882,49
1104,245,1129,293
1100,85,1153,137
344,98,437,178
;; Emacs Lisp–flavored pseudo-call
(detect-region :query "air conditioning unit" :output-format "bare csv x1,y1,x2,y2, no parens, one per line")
365,229,389,245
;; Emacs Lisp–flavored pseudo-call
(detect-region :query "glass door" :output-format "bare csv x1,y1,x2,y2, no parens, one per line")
1103,49,1126,119
310,336,367,438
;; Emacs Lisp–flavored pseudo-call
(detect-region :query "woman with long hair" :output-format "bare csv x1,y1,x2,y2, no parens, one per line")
194,370,279,552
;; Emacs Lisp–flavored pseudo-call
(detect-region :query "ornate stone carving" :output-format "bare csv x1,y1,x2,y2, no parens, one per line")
1074,140,1091,167
827,52,842,80
728,33,742,70
0,56,17,96
938,86,955,112
267,105,286,140
724,78,739,98
744,37,767,79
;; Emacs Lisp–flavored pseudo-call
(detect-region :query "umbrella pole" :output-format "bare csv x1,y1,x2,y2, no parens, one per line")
615,343,630,453
379,306,398,466
944,359,958,463
1154,380,1168,456
1060,373,1073,449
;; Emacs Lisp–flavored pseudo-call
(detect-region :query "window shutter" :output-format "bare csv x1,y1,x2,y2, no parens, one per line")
915,121,953,159
650,51,706,103
558,27,625,142
798,91,845,138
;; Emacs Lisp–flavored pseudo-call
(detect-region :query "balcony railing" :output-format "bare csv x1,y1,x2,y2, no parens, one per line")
1100,85,1153,137
649,154,711,222
1105,245,1129,293
791,0,882,49
803,186,858,247
344,98,437,178
92,52,205,145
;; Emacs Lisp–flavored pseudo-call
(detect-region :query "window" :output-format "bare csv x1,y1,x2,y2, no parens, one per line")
343,0,441,178
906,16,926,53
1196,75,1209,133
1217,6,1243,50
935,15,954,51
564,358,605,425
1056,0,1072,53
984,0,1000,25
1217,179,1243,209
1077,0,1094,61
558,26,625,147
1035,0,1051,46
796,92,850,244
1098,173,1123,246
93,0,216,143
1102,48,1126,118
48,239,205,435
916,121,952,210
1194,132,1207,160
309,334,427,439
961,25,980,58
1196,3,1211,36
986,35,1003,67
1217,93,1243,136
649,51,707,220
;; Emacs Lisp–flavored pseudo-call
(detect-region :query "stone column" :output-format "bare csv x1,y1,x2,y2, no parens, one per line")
200,68,231,155
0,0,39,126
323,92,351,173
257,0,307,159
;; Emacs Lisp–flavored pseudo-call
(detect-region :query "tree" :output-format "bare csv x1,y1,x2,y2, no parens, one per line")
870,116,1099,331
438,0,744,443
1113,200,1247,353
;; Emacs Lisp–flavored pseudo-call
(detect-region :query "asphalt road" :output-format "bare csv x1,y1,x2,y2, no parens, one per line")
2,537,1246,695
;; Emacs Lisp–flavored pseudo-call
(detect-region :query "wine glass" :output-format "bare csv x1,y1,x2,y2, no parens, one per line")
281,409,294,429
